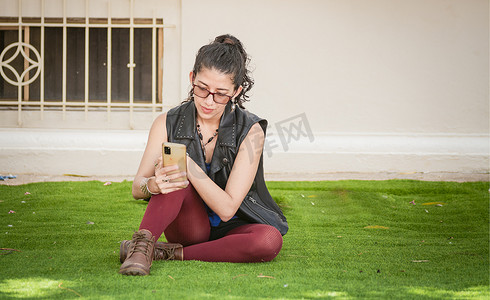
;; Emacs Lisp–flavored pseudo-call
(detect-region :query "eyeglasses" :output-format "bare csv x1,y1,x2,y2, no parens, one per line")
192,84,234,104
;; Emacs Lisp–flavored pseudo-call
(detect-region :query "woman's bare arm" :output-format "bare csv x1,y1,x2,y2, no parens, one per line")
187,123,265,221
132,113,188,199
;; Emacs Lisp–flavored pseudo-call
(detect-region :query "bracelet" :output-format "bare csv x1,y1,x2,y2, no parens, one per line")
140,177,159,197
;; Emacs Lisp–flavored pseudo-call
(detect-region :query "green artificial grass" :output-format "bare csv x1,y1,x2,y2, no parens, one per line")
0,180,488,299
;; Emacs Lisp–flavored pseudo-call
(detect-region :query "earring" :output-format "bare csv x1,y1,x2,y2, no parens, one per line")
230,100,236,112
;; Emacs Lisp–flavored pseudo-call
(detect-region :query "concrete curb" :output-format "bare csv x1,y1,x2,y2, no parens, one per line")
1,172,488,186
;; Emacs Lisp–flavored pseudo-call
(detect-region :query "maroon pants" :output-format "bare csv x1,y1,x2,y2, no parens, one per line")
138,185,283,263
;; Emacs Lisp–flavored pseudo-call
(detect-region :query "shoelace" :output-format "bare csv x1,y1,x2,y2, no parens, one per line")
128,232,153,261
154,244,179,260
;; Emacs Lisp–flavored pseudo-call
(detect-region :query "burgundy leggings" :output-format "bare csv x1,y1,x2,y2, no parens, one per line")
138,185,283,263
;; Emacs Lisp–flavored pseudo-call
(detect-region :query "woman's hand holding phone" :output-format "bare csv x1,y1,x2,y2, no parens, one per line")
153,156,189,194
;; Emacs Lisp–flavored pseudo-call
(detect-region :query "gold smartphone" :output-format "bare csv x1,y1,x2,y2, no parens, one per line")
162,142,187,183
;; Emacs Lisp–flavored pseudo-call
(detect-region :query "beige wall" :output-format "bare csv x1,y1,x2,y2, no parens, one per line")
0,0,488,176
181,0,488,134
1,0,487,133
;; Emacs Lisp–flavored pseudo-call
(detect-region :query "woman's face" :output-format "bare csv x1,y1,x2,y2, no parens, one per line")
190,67,242,122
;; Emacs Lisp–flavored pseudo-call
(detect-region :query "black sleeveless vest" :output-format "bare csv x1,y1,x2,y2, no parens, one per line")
166,101,288,235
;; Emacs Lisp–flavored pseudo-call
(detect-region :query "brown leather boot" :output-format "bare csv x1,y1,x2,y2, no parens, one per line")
120,240,183,263
119,229,155,276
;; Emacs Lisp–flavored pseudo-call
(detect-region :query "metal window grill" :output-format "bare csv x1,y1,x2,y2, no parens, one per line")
0,0,167,128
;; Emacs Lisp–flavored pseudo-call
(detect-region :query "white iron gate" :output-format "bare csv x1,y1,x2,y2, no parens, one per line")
0,0,167,128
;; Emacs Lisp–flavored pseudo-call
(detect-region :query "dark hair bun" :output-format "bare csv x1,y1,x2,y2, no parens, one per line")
214,34,240,46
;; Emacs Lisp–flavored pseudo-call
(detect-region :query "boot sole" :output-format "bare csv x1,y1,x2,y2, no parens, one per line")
119,264,150,276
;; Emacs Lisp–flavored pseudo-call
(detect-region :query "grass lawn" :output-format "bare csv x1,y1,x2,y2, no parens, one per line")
0,180,488,299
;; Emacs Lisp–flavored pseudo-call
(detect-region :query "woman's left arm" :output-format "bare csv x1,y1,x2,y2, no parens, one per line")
186,123,265,222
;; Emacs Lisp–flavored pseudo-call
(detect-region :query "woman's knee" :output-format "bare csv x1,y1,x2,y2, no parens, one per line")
245,225,283,262
261,226,283,261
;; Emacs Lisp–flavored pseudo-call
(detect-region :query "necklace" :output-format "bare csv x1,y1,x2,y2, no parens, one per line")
196,122,218,162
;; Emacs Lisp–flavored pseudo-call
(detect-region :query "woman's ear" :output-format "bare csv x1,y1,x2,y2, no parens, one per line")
233,85,243,99
189,71,194,84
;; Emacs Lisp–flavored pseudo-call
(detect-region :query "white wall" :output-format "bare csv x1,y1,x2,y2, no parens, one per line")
179,0,489,175
0,0,488,176
181,0,488,134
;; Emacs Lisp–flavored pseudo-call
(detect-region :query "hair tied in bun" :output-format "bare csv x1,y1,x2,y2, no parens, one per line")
222,37,235,45
214,34,239,46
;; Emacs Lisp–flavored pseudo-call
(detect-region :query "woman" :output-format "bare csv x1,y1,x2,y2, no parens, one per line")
119,34,288,276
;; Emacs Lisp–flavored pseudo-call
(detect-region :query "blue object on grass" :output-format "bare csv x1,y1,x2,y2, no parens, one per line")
0,175,17,181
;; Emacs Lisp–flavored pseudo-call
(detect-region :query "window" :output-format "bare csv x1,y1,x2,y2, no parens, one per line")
0,15,165,127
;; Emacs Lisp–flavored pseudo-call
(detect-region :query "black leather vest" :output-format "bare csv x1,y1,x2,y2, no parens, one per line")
166,101,288,235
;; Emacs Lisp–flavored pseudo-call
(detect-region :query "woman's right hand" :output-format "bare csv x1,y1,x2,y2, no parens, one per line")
152,156,189,194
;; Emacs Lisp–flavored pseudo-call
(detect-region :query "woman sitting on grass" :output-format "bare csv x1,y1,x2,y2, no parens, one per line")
119,34,288,276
